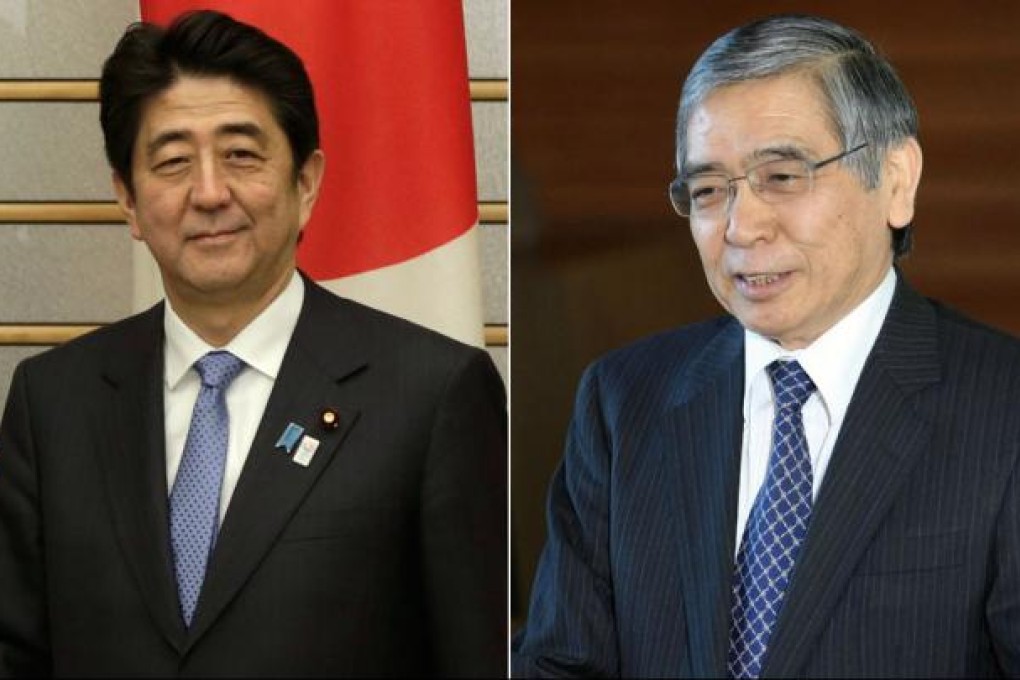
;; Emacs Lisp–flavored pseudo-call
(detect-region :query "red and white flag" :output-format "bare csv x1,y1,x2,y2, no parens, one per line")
134,0,485,346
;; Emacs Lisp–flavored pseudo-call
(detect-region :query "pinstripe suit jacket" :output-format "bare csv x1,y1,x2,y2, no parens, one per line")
512,277,1020,677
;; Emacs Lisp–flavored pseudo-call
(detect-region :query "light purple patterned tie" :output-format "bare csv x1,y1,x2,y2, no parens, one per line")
728,359,816,678
169,350,245,627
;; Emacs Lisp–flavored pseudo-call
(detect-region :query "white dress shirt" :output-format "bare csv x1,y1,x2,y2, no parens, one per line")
163,271,304,523
735,267,896,554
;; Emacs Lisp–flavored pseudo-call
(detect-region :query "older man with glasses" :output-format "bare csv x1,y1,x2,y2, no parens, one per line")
512,13,1020,679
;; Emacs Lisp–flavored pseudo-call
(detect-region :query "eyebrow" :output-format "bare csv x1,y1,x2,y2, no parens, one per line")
683,144,811,179
683,160,726,178
219,122,268,144
750,144,810,162
144,121,269,158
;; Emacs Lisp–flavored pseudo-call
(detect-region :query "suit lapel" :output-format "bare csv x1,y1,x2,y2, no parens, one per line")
186,282,366,646
93,304,186,652
763,279,941,676
666,320,744,678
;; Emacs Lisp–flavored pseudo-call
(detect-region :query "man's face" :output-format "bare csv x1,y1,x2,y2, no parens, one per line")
684,74,917,349
114,75,323,310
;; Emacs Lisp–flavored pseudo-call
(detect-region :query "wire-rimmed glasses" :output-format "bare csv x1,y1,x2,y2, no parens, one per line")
668,142,869,219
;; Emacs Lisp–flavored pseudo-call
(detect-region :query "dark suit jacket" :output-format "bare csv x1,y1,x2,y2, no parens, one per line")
0,278,507,677
512,277,1020,677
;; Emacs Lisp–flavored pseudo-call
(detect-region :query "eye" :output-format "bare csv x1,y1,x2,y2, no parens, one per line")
152,156,190,175
688,180,727,207
765,172,800,184
756,161,808,193
225,148,263,166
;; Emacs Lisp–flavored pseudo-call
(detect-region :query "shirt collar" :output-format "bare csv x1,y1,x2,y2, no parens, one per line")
164,271,305,389
743,266,897,421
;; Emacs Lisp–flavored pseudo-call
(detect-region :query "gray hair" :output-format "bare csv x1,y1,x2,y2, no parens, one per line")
675,15,918,256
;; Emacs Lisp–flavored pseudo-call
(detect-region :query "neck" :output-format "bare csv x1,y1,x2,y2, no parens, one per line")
168,269,294,347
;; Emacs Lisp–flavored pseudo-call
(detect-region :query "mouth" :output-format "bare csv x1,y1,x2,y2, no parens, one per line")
733,270,794,299
187,226,246,244
738,272,787,286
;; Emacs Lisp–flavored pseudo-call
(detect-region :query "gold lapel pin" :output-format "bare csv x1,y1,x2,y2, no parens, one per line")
320,408,340,431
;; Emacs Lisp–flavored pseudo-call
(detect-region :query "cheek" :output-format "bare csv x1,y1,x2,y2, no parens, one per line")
787,203,855,268
245,172,282,193
243,180,290,218
135,188,182,229
812,214,871,289
832,210,869,256
691,223,724,266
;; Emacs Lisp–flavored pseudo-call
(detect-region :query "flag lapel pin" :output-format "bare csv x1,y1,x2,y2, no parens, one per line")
292,435,321,467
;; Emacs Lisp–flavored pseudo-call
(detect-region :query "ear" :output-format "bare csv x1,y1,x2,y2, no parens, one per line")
296,149,326,229
884,137,923,230
112,171,144,241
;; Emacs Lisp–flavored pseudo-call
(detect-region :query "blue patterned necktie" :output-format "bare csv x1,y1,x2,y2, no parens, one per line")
728,359,817,678
169,350,245,627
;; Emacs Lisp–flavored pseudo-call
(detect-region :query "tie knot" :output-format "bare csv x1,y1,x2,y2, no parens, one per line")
194,351,245,389
767,359,815,411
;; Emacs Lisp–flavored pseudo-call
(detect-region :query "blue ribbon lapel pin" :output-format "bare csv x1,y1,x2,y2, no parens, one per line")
275,422,305,455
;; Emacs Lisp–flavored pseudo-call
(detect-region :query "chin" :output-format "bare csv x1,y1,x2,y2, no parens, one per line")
179,268,250,296
736,313,790,341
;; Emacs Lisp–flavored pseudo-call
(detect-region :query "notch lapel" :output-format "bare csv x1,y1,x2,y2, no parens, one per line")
93,304,186,652
665,320,744,677
763,280,941,676
184,283,367,646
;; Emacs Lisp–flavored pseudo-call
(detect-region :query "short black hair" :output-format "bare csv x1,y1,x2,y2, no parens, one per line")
99,10,319,194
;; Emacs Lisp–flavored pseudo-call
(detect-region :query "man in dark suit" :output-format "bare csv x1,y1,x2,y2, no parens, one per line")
0,10,506,677
512,14,1020,678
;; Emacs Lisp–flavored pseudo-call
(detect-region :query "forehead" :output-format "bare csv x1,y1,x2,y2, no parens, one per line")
686,74,840,165
136,75,281,142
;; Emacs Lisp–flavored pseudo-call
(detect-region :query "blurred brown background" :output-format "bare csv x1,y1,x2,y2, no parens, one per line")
510,1,1020,621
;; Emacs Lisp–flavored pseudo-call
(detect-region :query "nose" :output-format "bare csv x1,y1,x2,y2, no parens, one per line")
724,178,775,247
189,157,231,211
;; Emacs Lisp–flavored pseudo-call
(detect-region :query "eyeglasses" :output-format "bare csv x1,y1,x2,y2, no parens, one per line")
668,142,869,219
